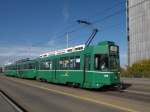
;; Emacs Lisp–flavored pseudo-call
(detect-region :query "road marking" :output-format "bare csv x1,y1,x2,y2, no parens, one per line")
6,77,139,112
0,91,24,112
123,90,150,96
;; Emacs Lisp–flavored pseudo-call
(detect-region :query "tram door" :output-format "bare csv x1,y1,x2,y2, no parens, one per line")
83,55,91,85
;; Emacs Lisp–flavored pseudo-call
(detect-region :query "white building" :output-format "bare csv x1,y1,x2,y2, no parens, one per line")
127,0,150,65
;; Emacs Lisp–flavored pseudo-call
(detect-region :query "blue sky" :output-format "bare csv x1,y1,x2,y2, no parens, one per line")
0,0,127,66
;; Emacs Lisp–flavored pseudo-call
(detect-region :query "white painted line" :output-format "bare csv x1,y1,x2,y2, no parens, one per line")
10,78,139,112
123,90,150,96
0,91,24,112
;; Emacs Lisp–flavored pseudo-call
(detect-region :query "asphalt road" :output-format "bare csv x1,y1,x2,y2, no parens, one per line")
104,90,150,103
0,77,122,112
0,94,17,112
121,77,150,93
0,76,150,112
121,78,150,85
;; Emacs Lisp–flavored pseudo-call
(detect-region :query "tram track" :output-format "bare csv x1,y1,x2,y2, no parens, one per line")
0,89,27,112
1,76,150,112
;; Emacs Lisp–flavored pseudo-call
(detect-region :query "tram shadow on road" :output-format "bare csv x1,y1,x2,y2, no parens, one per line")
90,83,132,92
28,78,133,92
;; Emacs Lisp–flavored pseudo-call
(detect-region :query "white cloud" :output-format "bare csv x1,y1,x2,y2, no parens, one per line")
0,40,66,66
0,45,49,66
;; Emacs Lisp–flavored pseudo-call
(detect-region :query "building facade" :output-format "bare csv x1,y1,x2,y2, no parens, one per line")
127,0,150,65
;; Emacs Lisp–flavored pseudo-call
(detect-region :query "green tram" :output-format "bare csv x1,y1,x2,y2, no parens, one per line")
4,41,120,89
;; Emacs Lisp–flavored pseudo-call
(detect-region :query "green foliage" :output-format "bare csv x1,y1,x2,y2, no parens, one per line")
120,59,150,78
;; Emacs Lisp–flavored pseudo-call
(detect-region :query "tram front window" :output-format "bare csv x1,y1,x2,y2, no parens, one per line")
109,55,119,70
95,54,108,71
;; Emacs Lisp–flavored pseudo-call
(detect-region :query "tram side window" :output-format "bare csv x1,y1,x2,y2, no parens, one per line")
11,66,15,70
25,64,28,69
10,66,12,70
49,61,52,70
59,58,69,70
29,64,32,69
10,66,14,70
18,66,20,70
20,65,24,70
8,66,10,70
75,56,80,70
95,54,108,71
23,64,26,69
59,59,63,69
40,62,50,70
64,58,69,69
23,64,27,69
59,56,80,70
28,63,35,69
69,57,75,69
13,66,17,70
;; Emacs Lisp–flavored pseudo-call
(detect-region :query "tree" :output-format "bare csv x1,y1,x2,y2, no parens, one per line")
120,59,150,78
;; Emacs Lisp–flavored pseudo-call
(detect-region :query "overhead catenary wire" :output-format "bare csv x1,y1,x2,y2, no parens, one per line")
49,0,125,39
31,1,125,47
40,9,124,46
22,0,149,58
68,0,147,35
49,0,147,44
68,22,124,43
38,21,123,49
